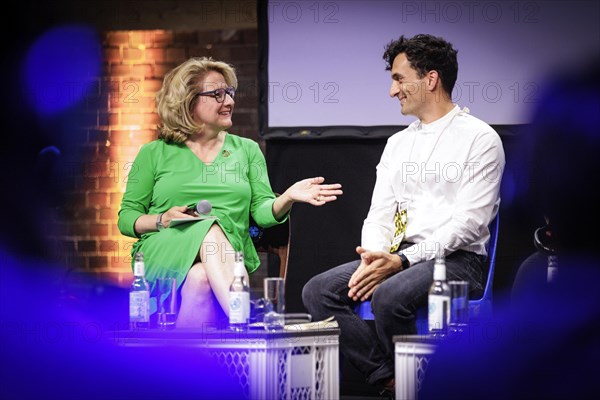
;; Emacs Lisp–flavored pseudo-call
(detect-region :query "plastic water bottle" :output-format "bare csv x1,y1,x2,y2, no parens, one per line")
129,252,150,330
229,251,250,331
428,249,450,336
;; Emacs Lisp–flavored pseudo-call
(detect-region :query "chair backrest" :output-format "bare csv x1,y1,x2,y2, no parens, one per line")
249,216,291,280
467,211,499,321
481,211,499,302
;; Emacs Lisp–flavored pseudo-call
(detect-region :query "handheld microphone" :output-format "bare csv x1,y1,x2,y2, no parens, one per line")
195,199,212,215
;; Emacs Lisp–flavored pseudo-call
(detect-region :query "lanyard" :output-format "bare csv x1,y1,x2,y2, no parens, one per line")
402,106,470,202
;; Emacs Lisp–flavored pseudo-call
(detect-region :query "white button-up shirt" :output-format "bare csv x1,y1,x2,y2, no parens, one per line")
361,105,505,266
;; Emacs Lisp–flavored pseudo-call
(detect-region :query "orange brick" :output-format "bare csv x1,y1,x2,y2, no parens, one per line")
141,113,160,126
153,31,174,45
71,222,90,236
127,130,154,145
90,223,110,237
86,160,115,178
111,80,143,106
132,129,157,142
110,64,131,77
142,79,163,94
129,31,154,47
108,113,120,126
106,32,130,46
145,48,165,63
120,112,142,125
152,63,176,78
110,130,131,143
78,240,97,252
77,207,98,220
100,239,119,252
109,145,143,162
132,64,153,79
123,47,143,61
103,80,121,98
89,256,108,269
110,193,124,207
125,96,154,110
105,48,122,63
98,178,119,191
88,192,109,208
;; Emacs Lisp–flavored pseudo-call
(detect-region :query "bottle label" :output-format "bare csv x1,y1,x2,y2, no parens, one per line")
428,294,449,333
229,292,249,324
133,261,145,277
130,291,150,322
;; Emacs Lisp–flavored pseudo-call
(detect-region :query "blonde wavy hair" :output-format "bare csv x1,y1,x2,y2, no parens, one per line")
156,57,238,143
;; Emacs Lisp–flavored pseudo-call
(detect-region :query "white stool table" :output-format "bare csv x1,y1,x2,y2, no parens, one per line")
393,335,445,400
114,327,340,400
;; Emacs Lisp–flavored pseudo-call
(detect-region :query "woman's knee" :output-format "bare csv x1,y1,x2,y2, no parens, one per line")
203,224,230,245
182,263,212,299
200,224,233,261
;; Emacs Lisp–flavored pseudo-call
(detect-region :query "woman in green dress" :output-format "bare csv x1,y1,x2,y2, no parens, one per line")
118,57,342,327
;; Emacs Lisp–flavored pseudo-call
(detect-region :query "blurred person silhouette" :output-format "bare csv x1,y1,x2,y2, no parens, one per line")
420,54,600,400
1,249,244,400
118,57,342,328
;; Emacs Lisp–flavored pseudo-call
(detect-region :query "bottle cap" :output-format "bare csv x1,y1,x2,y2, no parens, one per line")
433,258,446,281
133,253,145,276
233,251,245,277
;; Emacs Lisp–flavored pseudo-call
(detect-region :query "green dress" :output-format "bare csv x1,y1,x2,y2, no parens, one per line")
118,133,284,295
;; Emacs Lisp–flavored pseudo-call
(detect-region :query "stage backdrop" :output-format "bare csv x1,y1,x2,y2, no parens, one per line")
262,0,599,131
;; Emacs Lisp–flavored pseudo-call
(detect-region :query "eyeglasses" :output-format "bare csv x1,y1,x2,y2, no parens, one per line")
197,86,236,103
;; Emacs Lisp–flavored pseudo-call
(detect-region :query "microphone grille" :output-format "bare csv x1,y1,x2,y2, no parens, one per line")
196,199,212,215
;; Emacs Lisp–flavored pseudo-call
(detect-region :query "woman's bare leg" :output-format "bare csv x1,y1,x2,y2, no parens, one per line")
176,224,249,327
200,224,249,314
176,262,219,328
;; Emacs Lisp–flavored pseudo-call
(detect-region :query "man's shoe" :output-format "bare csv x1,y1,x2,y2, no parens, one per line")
377,378,395,399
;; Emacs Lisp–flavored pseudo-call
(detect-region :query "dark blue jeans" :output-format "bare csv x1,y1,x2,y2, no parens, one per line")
302,250,484,386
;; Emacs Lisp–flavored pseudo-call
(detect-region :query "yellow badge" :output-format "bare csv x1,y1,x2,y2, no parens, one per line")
390,202,408,253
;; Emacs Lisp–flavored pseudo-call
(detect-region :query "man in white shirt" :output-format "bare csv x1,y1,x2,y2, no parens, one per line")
302,34,505,395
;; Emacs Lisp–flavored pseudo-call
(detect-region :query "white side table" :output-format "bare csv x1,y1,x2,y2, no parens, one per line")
114,327,340,400
393,335,443,400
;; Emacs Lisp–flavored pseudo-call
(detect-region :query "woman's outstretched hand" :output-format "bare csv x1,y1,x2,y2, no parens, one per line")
272,177,342,220
284,177,343,205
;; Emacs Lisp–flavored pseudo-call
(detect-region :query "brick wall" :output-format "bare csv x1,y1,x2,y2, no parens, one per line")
54,28,259,288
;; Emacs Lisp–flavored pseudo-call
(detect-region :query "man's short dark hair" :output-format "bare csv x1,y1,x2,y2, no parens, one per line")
383,34,458,97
